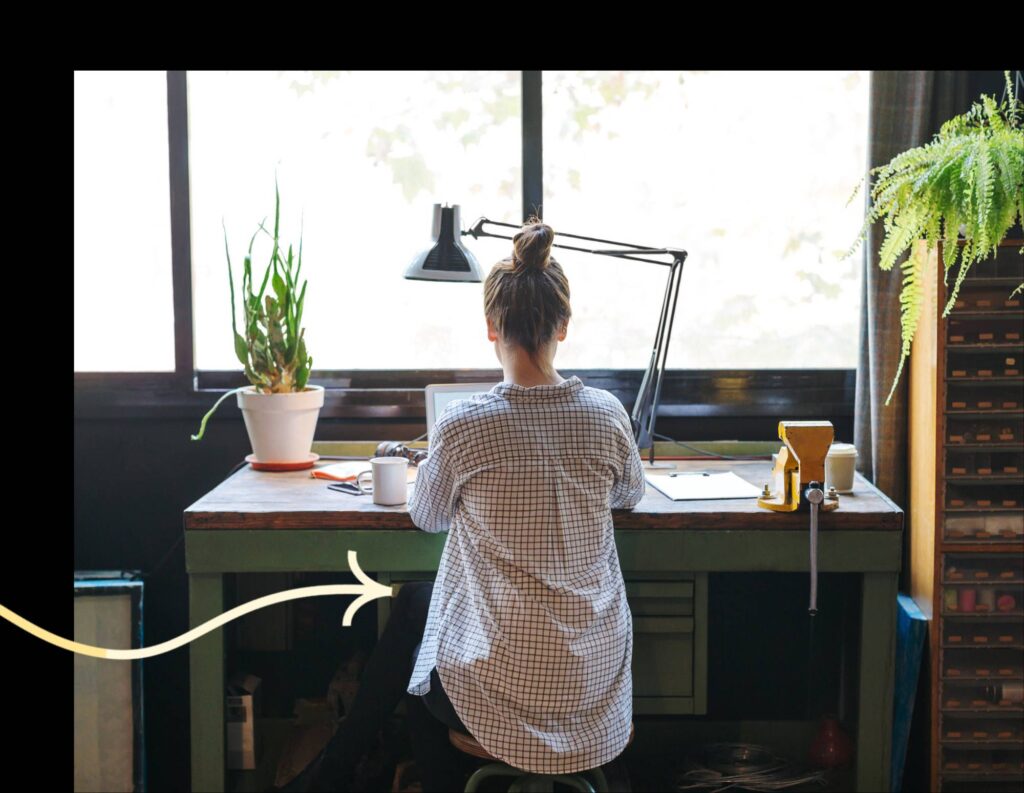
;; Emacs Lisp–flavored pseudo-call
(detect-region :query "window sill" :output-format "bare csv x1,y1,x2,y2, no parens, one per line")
74,369,855,421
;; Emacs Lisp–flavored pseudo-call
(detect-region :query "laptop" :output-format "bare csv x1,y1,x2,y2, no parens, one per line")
424,382,499,440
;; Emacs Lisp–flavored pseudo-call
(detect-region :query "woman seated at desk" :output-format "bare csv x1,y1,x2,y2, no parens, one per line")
306,217,646,792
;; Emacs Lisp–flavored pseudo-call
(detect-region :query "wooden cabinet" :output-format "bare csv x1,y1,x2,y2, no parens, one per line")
909,237,1024,792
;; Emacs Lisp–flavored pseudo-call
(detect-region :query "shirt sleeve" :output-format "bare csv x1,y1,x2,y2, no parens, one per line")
408,416,461,533
609,402,646,510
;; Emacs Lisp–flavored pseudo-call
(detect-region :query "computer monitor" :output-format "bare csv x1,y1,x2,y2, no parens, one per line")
425,383,499,441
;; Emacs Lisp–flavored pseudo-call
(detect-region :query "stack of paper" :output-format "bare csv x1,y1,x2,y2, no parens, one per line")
645,471,762,501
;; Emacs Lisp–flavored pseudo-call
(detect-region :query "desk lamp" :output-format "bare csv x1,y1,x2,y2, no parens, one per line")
405,203,688,466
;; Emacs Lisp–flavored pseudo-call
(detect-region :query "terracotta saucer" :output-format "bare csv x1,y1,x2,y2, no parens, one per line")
245,452,319,472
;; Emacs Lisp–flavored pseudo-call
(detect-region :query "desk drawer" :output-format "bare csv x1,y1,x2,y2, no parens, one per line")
627,574,707,715
632,616,694,699
626,580,694,616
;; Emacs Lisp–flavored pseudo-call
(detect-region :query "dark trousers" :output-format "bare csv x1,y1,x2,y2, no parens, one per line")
307,581,469,792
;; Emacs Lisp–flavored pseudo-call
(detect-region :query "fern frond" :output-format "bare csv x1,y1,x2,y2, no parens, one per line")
878,206,926,271
845,177,866,208
989,130,1020,204
943,236,975,317
973,137,995,254
885,244,927,405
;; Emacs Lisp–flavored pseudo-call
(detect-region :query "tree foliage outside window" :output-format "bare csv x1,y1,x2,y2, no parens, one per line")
543,70,869,370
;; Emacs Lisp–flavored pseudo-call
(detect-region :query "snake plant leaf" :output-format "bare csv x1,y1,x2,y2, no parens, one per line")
233,331,249,367
191,386,247,441
273,178,281,248
255,259,271,303
294,281,307,339
272,270,287,305
296,333,310,390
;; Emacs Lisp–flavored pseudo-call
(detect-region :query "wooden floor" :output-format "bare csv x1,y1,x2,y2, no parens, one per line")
230,716,861,792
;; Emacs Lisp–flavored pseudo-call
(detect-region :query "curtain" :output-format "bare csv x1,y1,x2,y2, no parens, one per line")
854,71,969,510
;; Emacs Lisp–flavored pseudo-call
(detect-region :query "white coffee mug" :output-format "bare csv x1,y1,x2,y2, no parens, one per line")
357,457,409,506
825,443,858,493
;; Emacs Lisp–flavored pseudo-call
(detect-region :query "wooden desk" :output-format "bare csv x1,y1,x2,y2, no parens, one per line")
185,457,902,792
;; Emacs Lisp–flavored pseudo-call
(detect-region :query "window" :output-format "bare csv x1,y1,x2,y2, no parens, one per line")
75,70,870,390
543,70,869,369
187,71,521,371
74,71,175,372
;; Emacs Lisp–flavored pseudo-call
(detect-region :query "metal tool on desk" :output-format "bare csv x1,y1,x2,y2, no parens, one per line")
757,421,840,615
374,441,427,465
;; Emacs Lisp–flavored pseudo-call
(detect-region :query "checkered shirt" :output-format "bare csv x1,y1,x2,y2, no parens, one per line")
406,375,646,773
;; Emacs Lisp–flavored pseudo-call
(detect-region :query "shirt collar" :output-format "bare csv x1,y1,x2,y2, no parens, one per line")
492,375,584,400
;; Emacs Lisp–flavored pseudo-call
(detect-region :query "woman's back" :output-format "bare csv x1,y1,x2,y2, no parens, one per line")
408,375,646,774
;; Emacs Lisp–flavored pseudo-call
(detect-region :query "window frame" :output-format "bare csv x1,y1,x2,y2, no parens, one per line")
73,70,857,425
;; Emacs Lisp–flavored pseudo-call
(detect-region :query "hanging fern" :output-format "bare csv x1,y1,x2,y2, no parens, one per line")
846,70,1024,404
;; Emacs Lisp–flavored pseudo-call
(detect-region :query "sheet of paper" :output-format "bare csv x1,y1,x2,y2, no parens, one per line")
645,471,762,501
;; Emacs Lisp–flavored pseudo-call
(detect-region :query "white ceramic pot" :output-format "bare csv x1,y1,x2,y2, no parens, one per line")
237,385,325,463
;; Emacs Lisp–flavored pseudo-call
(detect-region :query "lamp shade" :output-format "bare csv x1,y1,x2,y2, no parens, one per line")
404,204,483,282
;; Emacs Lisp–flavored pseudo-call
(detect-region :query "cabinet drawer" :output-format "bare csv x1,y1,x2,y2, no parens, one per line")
633,616,694,634
633,617,694,700
626,581,694,616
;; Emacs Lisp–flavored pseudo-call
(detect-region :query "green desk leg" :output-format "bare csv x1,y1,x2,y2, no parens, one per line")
857,572,897,792
190,573,225,793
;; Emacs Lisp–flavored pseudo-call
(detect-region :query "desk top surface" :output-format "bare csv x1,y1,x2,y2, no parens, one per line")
185,458,902,532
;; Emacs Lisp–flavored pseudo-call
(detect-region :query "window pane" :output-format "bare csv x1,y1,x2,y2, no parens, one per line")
74,71,175,372
188,70,521,371
543,70,869,369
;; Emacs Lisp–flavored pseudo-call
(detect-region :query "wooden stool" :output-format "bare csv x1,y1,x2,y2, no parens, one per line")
449,725,633,793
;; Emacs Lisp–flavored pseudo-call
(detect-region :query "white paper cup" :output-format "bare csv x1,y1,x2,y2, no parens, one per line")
825,443,858,493
360,457,409,506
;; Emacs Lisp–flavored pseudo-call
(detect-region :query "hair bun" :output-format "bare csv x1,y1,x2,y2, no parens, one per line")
512,216,554,272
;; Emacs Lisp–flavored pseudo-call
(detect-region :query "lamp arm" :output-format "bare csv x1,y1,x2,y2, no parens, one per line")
466,217,685,268
465,216,687,462
633,257,684,463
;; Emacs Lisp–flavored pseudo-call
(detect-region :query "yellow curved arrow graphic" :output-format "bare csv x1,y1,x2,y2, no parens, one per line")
2,551,394,660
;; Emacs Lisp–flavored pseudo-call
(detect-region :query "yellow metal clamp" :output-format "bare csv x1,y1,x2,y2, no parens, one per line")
757,421,839,513
757,420,840,615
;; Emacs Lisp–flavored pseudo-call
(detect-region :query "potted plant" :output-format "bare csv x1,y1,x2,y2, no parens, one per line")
191,182,324,466
846,70,1024,403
